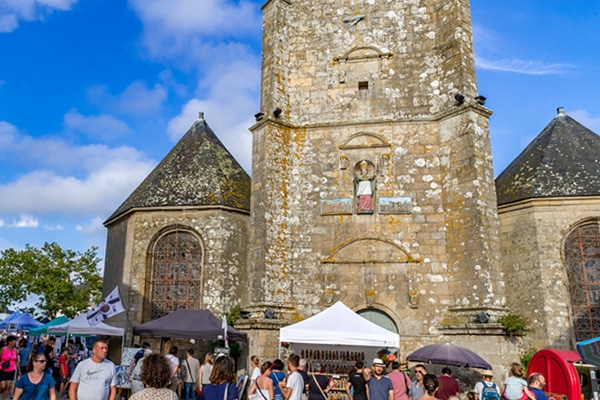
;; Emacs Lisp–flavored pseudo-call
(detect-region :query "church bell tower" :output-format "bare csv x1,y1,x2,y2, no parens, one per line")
240,0,507,362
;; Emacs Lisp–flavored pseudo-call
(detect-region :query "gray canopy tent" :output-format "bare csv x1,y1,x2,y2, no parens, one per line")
133,309,247,342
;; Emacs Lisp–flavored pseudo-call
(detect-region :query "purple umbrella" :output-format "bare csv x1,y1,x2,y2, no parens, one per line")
406,344,492,369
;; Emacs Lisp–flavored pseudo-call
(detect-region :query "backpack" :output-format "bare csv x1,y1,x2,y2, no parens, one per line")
481,382,501,400
180,360,188,381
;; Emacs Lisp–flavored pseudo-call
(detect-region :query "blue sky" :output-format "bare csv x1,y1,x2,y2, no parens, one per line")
0,0,599,272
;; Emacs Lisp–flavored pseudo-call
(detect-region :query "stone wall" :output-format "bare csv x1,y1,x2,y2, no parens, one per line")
104,207,249,343
498,197,600,350
246,0,506,364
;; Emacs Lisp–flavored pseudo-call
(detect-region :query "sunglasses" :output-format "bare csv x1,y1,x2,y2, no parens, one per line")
34,359,47,363
415,370,426,374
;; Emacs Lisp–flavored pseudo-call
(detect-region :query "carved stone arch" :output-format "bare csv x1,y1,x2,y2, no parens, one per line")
144,224,205,321
339,132,391,150
335,45,393,63
334,45,393,83
322,237,419,264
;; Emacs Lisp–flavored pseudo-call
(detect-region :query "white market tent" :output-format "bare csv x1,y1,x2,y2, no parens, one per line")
47,313,124,336
279,301,399,348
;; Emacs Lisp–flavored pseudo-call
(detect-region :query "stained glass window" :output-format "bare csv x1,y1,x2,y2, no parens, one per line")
149,230,203,319
565,221,600,341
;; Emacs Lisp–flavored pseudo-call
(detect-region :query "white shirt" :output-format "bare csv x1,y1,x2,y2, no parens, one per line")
286,371,304,400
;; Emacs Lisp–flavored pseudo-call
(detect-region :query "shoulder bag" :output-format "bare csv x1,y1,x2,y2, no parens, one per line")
311,373,328,400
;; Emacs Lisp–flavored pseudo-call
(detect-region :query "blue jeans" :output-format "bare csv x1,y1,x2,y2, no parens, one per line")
184,382,196,400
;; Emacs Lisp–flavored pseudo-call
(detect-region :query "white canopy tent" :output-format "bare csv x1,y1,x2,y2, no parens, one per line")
47,313,124,336
280,301,399,348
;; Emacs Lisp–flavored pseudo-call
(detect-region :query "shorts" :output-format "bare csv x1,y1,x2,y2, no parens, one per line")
61,376,70,383
0,370,16,382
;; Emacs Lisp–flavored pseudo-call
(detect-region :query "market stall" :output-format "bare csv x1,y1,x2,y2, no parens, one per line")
29,316,70,336
132,309,247,341
47,313,124,336
0,312,42,331
280,301,399,399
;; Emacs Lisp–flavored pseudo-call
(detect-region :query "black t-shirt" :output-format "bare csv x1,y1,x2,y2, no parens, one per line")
44,344,55,368
348,372,367,400
298,369,309,391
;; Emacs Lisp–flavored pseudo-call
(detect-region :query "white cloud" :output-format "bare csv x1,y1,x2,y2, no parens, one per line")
569,109,600,133
43,224,63,231
64,110,131,140
128,0,261,66
87,80,168,115
0,0,78,33
129,0,258,38
75,217,105,235
0,126,156,216
476,57,573,75
11,214,39,228
0,219,4,227
167,58,260,173
0,155,155,216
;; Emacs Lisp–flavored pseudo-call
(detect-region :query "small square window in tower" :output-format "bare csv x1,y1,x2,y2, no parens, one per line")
358,81,369,100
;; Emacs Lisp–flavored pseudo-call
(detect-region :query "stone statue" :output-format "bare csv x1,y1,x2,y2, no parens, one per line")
354,160,375,213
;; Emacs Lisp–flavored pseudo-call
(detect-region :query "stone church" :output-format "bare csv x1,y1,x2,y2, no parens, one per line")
102,0,600,369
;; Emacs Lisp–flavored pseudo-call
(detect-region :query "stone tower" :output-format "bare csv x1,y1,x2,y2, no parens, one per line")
241,0,509,361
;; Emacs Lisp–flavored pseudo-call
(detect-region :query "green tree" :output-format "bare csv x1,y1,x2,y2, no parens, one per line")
0,242,103,318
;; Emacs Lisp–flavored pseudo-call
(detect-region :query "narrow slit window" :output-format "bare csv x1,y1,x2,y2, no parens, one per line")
359,81,369,100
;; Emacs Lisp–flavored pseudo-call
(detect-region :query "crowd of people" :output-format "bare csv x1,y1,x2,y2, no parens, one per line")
245,355,549,400
0,336,552,400
129,344,238,400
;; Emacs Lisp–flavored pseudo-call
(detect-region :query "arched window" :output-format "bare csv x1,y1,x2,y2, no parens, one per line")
149,230,203,319
565,221,600,341
357,308,398,333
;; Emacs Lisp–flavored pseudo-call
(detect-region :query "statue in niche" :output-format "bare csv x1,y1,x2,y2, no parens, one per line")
354,160,376,213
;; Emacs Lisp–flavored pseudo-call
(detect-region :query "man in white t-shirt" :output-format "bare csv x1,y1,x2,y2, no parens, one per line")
279,354,304,400
69,340,116,400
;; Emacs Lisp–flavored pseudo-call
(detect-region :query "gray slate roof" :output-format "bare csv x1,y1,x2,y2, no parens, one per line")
495,109,600,206
106,115,251,223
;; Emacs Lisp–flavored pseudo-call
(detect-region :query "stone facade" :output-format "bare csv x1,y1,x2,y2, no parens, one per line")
102,0,600,376
498,197,600,350
242,0,509,364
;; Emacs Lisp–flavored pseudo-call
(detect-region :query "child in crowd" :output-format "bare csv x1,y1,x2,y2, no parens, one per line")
58,347,70,397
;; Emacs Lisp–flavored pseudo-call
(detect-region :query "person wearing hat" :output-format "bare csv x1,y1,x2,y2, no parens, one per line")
473,370,500,400
362,358,393,400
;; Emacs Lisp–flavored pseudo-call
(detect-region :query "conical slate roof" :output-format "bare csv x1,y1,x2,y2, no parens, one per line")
106,115,251,223
495,108,600,206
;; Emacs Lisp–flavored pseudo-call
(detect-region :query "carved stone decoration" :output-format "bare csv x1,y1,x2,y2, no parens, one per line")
340,155,349,170
365,290,376,307
333,46,393,85
324,288,335,306
408,289,419,309
354,160,376,214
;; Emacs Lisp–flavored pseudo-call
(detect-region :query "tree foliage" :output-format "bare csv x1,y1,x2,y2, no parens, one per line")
0,242,103,318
